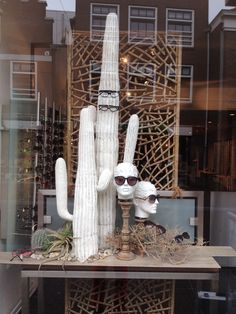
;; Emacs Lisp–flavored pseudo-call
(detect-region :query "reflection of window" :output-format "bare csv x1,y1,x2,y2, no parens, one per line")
89,61,101,100
11,61,37,100
166,65,193,103
90,3,119,41
166,9,194,47
127,63,156,100
129,6,157,44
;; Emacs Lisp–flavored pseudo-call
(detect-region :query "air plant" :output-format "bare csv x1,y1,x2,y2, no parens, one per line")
31,222,73,259
45,222,73,258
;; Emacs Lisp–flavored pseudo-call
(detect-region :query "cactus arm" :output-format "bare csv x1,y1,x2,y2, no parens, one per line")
55,158,73,221
97,168,113,192
123,114,139,164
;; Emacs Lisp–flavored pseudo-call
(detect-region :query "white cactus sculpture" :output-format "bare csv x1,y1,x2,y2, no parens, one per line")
55,106,97,262
96,13,120,248
123,114,139,164
55,13,140,260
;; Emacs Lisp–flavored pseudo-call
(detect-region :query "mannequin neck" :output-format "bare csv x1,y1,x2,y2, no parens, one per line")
134,207,150,219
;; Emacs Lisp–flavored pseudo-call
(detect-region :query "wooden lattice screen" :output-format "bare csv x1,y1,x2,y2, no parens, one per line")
67,31,181,191
65,278,175,314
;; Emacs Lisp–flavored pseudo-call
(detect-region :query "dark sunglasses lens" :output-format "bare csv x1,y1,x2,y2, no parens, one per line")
115,176,125,186
182,232,190,239
127,176,138,186
148,195,157,203
175,235,184,243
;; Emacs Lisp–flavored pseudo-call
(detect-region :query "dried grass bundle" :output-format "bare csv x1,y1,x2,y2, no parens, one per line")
106,224,194,264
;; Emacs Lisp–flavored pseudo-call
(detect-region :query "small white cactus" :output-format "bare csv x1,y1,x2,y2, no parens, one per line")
55,106,97,262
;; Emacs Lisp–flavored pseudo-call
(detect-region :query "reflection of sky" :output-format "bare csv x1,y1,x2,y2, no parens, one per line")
46,0,75,11
209,0,234,22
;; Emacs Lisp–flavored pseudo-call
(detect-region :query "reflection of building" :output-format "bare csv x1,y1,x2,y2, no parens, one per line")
0,0,53,248
0,0,73,244
0,1,74,312
206,4,236,190
71,0,236,191
75,0,208,108
72,0,209,189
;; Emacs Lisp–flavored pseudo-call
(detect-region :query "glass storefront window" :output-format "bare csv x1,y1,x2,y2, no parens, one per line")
1,1,236,313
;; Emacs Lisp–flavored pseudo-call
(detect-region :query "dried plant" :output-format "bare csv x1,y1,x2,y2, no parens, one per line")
107,224,195,264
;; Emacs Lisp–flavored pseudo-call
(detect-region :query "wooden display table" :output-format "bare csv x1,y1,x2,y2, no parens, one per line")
0,246,235,314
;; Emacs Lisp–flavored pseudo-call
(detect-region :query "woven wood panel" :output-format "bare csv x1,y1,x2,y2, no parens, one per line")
67,32,181,191
65,278,175,314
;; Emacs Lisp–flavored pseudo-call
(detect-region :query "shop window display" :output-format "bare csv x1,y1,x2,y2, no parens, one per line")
1,2,236,314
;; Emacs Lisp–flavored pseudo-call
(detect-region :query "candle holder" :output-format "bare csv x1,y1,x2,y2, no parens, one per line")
116,199,136,260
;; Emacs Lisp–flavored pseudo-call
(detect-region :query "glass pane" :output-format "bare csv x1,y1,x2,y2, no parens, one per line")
182,66,191,76
168,11,176,19
146,9,155,18
184,12,192,20
131,8,139,16
176,12,184,19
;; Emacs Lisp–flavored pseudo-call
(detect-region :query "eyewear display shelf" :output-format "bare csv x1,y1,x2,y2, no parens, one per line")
0,246,235,314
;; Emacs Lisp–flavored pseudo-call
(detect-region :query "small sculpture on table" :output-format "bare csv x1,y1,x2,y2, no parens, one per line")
114,162,138,260
133,181,166,234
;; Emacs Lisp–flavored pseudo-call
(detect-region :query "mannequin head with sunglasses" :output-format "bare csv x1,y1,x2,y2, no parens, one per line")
133,181,159,219
113,162,138,199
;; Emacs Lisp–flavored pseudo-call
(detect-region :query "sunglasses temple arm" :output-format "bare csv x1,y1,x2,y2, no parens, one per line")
97,168,113,192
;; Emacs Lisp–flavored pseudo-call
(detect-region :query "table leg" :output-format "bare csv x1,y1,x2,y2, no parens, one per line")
21,277,29,314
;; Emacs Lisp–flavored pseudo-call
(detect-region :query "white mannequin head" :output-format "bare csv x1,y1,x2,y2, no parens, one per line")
113,162,138,199
133,181,159,219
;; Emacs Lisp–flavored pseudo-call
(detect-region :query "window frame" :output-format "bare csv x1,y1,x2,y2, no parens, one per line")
166,8,194,48
166,64,193,103
128,5,157,45
127,62,156,101
10,61,37,101
90,3,119,41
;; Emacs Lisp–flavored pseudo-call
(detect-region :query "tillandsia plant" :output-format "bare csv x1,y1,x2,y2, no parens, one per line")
31,222,73,259
45,222,73,258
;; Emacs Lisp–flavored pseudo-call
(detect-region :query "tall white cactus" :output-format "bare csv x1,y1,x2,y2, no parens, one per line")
55,13,140,259
55,106,97,262
96,13,120,248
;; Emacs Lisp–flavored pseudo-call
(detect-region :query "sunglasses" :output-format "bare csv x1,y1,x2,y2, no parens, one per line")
175,232,190,243
135,194,160,204
99,104,119,112
114,176,138,186
99,90,119,98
